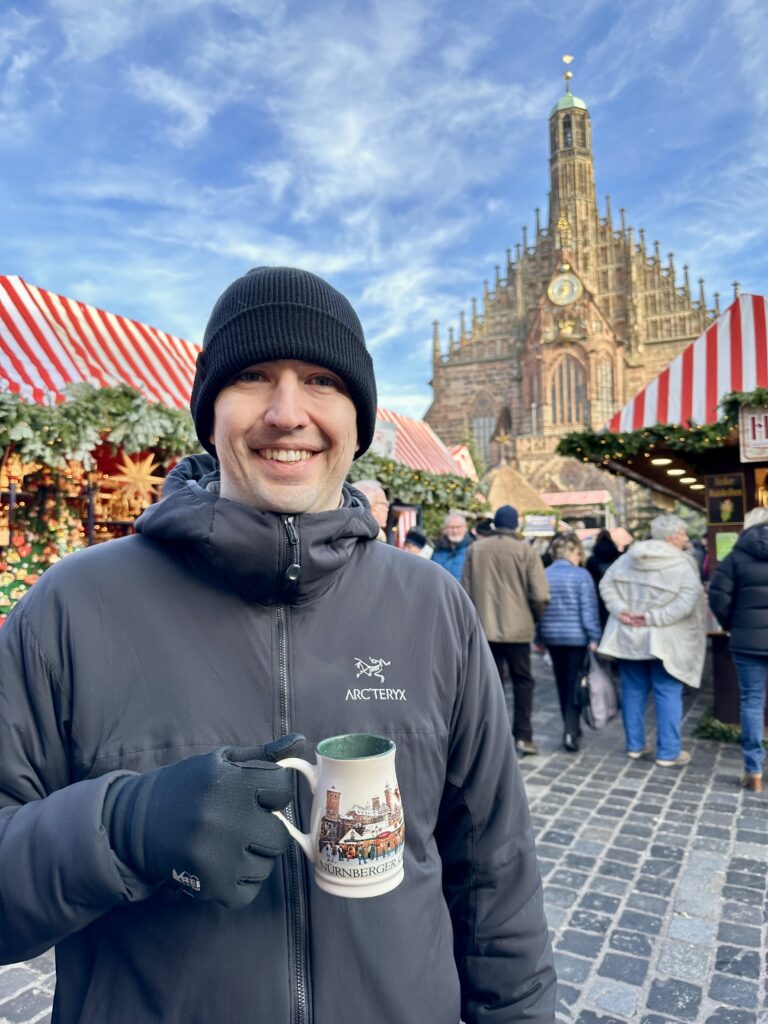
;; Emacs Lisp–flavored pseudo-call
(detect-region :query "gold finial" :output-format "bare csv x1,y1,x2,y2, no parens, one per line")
562,54,574,92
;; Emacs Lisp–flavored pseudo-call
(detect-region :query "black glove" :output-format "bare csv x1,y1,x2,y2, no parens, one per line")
102,734,305,908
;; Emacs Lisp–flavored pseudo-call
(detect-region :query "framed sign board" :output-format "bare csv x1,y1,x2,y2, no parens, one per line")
705,473,746,525
739,406,768,463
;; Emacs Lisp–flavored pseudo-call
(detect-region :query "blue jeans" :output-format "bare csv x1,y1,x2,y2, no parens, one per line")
732,654,768,775
619,659,683,760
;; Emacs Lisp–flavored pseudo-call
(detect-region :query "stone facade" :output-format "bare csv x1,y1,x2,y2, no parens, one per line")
425,78,721,495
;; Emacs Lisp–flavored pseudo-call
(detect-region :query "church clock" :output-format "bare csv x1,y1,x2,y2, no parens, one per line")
547,271,583,306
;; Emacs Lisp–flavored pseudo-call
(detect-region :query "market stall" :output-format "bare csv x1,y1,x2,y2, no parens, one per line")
558,292,768,724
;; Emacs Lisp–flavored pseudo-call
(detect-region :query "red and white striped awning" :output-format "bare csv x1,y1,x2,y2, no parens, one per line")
608,293,768,433
376,408,469,477
0,275,200,408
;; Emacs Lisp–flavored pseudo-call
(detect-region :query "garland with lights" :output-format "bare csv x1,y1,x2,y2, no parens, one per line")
557,388,768,468
348,452,488,539
0,382,197,467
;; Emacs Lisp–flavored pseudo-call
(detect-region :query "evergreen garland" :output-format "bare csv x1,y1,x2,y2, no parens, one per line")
557,388,768,467
348,452,488,540
0,383,198,467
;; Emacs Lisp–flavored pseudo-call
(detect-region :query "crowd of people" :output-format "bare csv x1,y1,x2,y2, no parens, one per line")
371,492,767,789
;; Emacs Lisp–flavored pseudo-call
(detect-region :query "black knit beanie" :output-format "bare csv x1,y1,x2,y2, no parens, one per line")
191,267,377,458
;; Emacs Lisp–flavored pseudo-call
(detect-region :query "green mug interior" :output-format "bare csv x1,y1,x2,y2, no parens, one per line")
316,733,394,761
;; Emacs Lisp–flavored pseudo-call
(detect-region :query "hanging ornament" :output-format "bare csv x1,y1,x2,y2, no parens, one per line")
102,452,165,508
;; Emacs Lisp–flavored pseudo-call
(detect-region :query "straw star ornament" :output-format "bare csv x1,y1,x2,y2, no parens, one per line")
103,453,165,505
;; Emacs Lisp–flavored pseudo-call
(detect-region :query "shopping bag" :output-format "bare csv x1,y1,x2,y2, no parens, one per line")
583,651,618,729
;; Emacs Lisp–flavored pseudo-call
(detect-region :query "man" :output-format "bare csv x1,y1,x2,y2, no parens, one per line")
431,511,473,581
0,268,555,1023
352,478,388,540
599,513,706,767
461,504,550,756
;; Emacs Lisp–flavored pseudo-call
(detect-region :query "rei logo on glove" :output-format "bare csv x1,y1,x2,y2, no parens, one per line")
172,868,202,893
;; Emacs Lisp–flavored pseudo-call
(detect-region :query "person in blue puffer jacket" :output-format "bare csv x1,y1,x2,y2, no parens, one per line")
535,533,601,752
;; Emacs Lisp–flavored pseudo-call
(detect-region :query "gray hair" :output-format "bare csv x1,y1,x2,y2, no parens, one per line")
650,514,687,541
550,533,583,562
443,511,467,527
744,506,768,529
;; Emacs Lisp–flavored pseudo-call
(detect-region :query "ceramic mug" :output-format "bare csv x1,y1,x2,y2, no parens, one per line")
274,733,405,898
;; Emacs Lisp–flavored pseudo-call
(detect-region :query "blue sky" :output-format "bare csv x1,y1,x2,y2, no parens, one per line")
1,0,765,418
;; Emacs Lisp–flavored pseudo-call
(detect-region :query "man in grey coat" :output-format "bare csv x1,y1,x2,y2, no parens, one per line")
0,268,555,1024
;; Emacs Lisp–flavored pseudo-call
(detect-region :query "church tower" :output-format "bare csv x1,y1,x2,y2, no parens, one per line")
548,65,598,278
424,63,718,495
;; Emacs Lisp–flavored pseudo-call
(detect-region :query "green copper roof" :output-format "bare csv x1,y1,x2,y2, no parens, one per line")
550,92,588,116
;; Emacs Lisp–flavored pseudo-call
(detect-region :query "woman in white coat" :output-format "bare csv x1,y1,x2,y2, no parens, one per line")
598,514,706,767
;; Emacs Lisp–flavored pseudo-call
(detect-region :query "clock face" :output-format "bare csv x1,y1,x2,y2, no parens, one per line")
547,272,583,306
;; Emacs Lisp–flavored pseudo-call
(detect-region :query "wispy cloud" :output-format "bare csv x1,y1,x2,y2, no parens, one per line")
0,10,47,138
125,65,216,145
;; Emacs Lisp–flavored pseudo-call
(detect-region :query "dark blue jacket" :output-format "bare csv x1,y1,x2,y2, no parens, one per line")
431,533,473,581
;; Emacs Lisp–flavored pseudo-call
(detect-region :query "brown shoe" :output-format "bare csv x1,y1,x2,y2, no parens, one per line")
741,773,763,792
515,739,539,756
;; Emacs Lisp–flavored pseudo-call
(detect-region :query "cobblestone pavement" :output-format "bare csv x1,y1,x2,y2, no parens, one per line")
520,650,768,1024
3,651,766,1024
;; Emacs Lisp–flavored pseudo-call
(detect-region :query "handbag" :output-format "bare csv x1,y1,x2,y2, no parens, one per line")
582,651,619,730
574,657,592,713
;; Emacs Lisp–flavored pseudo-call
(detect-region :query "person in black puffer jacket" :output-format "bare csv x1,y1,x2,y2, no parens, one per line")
586,529,621,628
709,506,768,792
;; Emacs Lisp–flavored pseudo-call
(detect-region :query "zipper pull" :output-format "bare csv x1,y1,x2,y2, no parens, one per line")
283,515,301,587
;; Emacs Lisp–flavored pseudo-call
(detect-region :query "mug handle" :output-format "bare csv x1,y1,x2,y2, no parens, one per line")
272,757,319,863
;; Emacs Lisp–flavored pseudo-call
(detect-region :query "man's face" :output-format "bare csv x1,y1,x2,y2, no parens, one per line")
367,491,389,529
444,517,467,543
210,359,359,514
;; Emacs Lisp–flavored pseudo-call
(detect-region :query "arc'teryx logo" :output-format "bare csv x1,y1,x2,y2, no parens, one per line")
172,868,201,893
347,656,405,701
354,656,391,682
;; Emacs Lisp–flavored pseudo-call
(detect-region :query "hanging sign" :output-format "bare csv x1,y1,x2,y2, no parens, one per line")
705,473,745,525
739,406,768,463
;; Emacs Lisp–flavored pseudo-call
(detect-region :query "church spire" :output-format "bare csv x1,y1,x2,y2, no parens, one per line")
547,56,598,259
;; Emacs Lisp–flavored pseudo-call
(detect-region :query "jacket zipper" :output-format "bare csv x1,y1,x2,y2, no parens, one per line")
278,515,311,1024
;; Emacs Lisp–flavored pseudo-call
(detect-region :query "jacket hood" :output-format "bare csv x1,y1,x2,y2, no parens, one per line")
623,538,690,572
735,522,768,561
134,454,380,605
